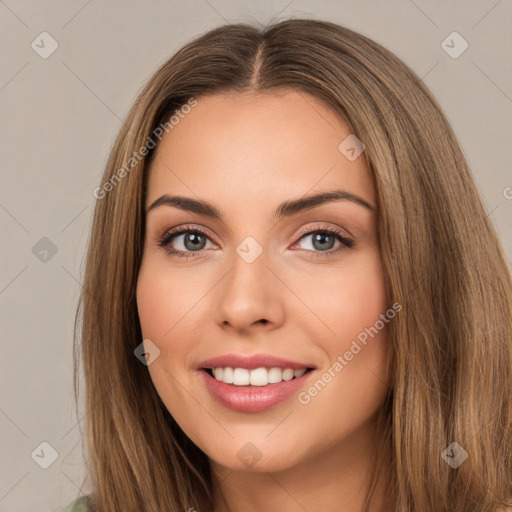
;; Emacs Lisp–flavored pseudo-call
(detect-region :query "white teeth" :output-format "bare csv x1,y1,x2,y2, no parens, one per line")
282,369,294,381
210,366,309,386
268,367,283,383
222,367,234,384
233,368,250,385
249,367,268,386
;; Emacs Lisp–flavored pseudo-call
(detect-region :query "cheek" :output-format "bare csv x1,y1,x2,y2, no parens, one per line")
293,257,391,444
136,270,170,341
340,260,388,340
135,260,195,398
293,248,388,341
136,261,200,421
136,257,205,342
333,251,390,377
294,248,391,399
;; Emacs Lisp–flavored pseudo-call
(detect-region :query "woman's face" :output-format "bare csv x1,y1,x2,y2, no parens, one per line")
136,89,391,474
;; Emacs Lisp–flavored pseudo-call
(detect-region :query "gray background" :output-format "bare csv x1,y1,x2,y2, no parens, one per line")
0,1,510,511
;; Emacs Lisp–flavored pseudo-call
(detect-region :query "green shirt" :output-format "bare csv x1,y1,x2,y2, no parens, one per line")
54,495,91,512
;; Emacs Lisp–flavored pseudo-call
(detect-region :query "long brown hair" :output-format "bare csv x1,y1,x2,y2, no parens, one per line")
73,18,512,511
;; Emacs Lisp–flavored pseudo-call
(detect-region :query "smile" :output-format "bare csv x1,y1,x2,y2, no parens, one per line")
206,366,313,386
200,367,316,413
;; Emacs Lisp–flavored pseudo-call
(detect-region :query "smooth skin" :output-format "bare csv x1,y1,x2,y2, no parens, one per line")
136,89,394,512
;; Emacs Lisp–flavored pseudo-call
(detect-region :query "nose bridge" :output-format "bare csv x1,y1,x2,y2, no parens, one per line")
226,235,270,303
213,234,283,329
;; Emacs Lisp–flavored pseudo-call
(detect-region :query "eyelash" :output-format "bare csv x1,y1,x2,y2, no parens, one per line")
155,224,356,259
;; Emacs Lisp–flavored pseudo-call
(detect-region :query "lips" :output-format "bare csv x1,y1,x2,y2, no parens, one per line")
198,353,316,371
199,364,317,413
196,353,318,412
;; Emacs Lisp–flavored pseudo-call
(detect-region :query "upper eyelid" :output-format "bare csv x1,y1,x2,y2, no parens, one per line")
164,225,213,241
294,224,352,240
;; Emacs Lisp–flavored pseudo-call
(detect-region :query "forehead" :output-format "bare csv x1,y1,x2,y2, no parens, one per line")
145,90,375,213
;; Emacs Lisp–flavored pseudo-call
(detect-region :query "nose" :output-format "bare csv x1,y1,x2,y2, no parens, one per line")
212,245,285,333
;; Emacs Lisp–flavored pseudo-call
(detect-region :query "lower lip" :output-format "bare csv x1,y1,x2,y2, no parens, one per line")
199,369,315,413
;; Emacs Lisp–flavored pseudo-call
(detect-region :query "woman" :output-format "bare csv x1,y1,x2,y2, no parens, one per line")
58,18,512,512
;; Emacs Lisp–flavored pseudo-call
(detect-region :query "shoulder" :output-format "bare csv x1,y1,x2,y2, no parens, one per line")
53,495,92,512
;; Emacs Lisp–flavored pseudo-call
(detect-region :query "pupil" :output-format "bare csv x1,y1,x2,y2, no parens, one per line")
185,233,205,251
313,233,334,251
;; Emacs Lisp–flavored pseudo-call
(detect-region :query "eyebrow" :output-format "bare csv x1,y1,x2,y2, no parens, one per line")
146,189,376,220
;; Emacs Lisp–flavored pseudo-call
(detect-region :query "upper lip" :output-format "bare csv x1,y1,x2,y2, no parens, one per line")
198,353,316,371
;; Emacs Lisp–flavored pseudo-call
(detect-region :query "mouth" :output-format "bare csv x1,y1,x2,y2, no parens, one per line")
201,366,316,387
199,365,317,413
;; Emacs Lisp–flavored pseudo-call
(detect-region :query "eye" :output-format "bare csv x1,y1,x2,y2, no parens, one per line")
155,224,355,259
156,225,215,259
293,226,355,258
